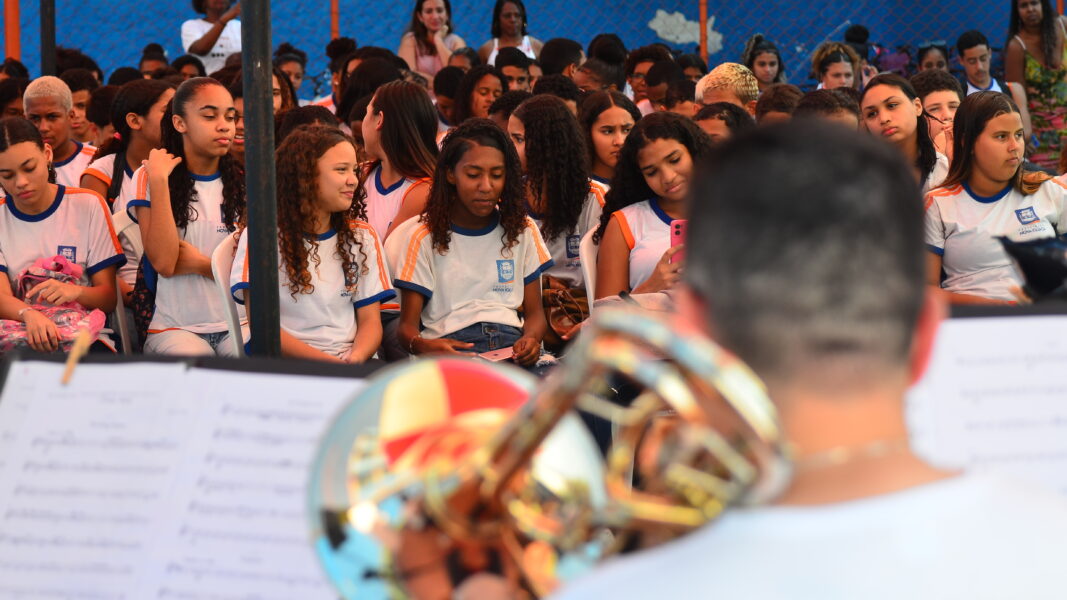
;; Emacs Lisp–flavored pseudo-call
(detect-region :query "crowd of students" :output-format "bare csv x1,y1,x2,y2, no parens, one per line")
0,0,1065,363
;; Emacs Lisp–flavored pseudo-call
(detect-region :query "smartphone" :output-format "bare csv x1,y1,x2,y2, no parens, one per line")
670,219,687,264
478,347,515,362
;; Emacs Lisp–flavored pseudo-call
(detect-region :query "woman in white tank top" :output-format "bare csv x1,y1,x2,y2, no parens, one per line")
479,0,543,65
359,81,438,241
593,112,714,299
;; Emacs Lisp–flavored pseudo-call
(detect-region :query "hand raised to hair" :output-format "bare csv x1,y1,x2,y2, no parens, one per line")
144,148,182,181
222,2,241,23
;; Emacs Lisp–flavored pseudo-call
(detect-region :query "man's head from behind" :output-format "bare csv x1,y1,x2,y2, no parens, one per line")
682,121,940,394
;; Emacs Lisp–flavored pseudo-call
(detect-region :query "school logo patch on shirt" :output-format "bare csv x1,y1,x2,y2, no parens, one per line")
566,235,580,258
57,245,77,263
496,259,515,284
1015,207,1039,224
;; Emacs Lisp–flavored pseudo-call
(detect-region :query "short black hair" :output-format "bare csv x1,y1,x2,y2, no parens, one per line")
86,85,119,127
910,69,963,102
433,66,465,98
450,47,481,68
956,30,991,56
540,38,584,75
645,59,683,88
278,105,340,142
0,58,28,79
495,47,533,70
587,33,627,64
676,53,708,76
755,83,803,119
171,55,206,77
794,89,860,119
56,47,101,79
581,58,625,91
532,74,580,103
695,102,756,134
686,120,925,381
326,37,358,74
107,67,143,86
60,68,100,94
663,79,696,109
191,0,232,14
624,44,673,77
488,89,533,118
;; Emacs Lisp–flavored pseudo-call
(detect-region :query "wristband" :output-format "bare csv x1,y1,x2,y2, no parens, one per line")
17,307,36,321
407,334,421,354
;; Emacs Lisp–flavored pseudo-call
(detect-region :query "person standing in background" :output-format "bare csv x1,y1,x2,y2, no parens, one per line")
181,0,242,76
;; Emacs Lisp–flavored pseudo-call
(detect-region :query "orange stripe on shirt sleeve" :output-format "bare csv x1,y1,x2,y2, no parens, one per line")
83,167,111,187
135,168,149,200
612,212,635,250
352,220,392,290
400,225,431,281
590,183,606,207
75,188,123,254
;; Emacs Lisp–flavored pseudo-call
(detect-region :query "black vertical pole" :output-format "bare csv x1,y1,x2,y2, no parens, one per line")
241,0,281,357
40,0,56,76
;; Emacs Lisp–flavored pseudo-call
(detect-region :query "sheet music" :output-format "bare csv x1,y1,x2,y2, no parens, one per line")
141,368,364,599
0,361,366,599
908,315,1067,495
0,361,189,599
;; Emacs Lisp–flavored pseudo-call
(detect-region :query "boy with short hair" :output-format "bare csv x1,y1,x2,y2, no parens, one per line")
23,76,96,188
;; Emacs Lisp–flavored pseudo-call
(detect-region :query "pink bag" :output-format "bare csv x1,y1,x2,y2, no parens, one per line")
0,255,106,353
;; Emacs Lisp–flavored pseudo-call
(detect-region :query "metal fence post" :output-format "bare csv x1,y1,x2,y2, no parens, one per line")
241,0,282,357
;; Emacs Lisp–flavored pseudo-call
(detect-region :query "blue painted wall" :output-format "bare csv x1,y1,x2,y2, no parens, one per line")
5,0,1010,98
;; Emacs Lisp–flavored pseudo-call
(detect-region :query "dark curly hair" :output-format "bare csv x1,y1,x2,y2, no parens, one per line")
512,95,588,242
593,112,714,243
422,118,526,254
274,124,369,299
452,65,507,124
159,77,245,231
191,0,232,14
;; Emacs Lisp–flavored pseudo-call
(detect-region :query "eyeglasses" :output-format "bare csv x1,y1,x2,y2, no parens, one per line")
918,40,947,52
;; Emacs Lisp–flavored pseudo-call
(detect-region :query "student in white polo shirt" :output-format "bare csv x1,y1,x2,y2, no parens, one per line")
360,81,437,241
131,77,245,356
393,119,552,367
925,91,1067,304
508,94,603,288
592,112,713,299
0,117,124,352
23,76,96,189
81,79,176,297
230,124,394,362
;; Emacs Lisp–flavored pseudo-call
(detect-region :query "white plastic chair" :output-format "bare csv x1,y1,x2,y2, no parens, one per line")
210,236,245,356
109,210,141,354
579,228,598,303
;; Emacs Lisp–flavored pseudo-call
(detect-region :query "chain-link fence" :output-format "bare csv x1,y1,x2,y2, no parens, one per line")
6,0,1016,98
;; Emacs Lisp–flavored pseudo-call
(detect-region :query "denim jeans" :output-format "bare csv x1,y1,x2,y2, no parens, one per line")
443,322,523,354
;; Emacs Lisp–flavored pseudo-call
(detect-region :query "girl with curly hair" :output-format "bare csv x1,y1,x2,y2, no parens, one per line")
509,95,601,284
131,77,246,356
359,80,439,241
593,112,713,299
580,90,642,191
810,41,859,91
392,118,552,366
229,124,393,362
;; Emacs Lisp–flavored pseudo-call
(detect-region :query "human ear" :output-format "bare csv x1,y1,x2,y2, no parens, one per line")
173,113,187,133
126,112,142,131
